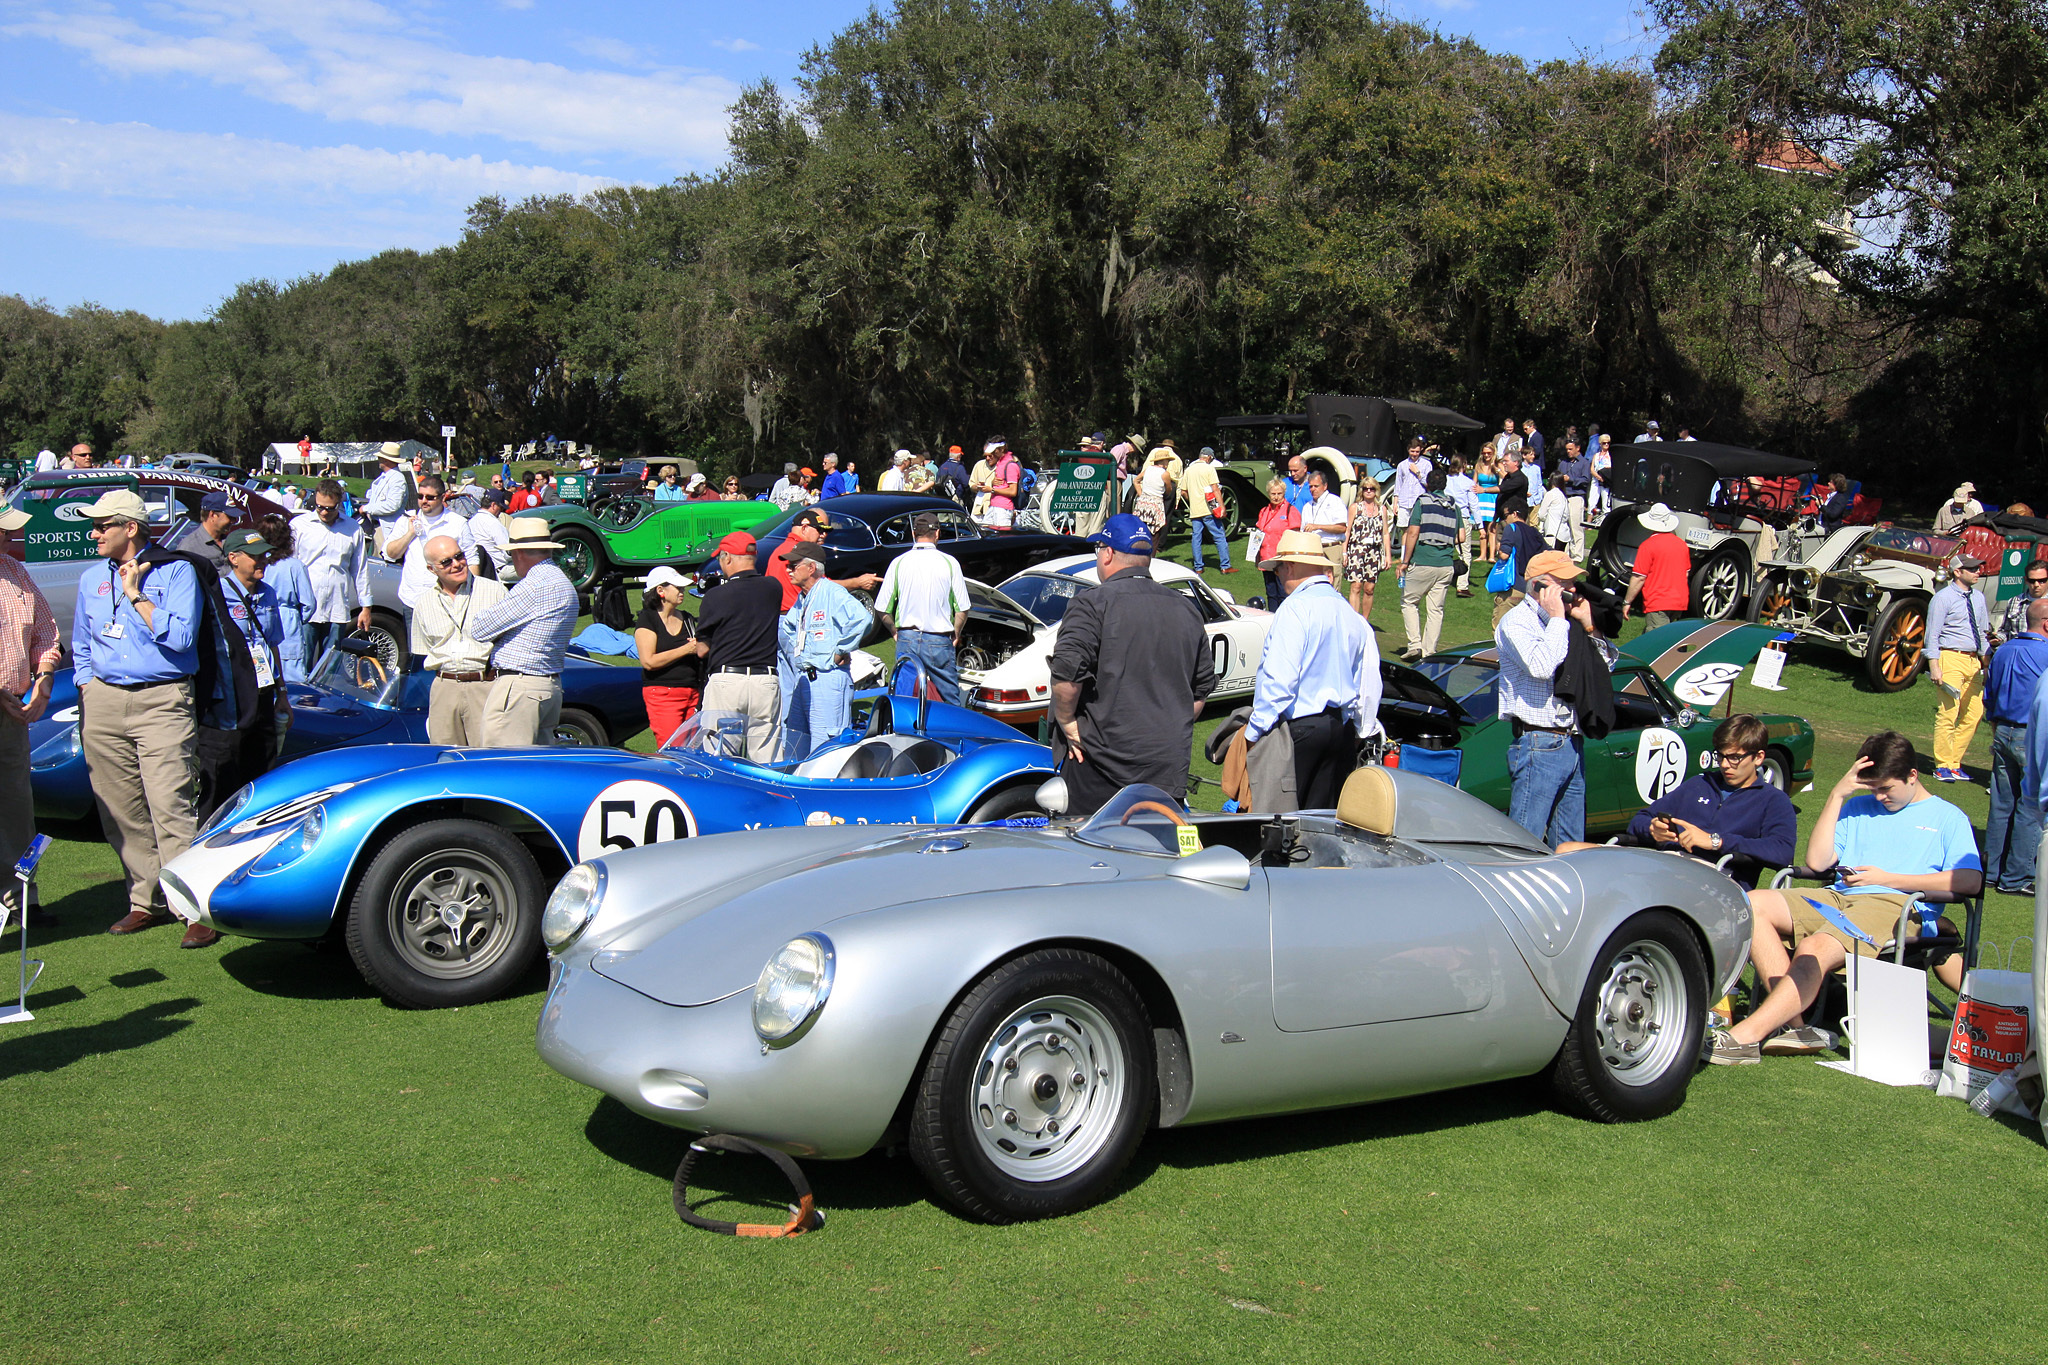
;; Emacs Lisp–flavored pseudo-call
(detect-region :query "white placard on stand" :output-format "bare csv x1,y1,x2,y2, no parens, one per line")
0,833,51,1026
1750,640,1790,691
1819,950,1937,1087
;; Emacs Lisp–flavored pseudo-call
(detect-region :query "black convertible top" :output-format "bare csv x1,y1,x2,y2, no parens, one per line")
1621,441,1815,478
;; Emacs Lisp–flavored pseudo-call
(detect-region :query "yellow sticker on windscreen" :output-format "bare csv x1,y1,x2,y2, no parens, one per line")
1175,824,1203,857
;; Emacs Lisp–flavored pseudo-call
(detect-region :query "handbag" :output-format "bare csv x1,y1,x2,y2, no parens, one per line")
1485,547,1517,593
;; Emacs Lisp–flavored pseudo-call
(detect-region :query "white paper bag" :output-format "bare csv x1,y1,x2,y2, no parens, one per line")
1839,953,1933,1086
1937,968,2034,1114
1245,529,1265,568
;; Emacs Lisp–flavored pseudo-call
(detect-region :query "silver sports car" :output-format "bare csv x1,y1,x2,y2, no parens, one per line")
537,772,1749,1222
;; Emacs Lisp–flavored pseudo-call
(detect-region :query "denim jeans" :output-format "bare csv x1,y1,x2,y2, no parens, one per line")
1262,571,1283,609
895,628,964,707
1190,515,1232,571
1507,729,1585,846
1987,722,2040,889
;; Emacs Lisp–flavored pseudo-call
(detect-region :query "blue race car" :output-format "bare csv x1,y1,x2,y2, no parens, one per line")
28,640,651,825
157,661,1058,1009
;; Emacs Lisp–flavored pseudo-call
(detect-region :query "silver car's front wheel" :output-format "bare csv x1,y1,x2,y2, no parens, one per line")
909,949,1155,1223
1549,910,1708,1122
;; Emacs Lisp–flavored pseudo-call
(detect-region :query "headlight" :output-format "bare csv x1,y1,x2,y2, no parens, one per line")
752,933,835,1046
201,783,253,834
543,863,606,953
29,723,82,771
244,806,326,875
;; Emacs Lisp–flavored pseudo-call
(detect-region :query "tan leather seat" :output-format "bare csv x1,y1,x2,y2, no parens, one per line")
1336,766,1397,836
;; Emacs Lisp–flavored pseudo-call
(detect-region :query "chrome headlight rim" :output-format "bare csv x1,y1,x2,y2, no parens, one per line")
543,862,607,954
752,932,836,1048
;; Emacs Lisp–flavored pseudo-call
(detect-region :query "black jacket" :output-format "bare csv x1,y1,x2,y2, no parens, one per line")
1552,625,1615,739
1495,469,1531,520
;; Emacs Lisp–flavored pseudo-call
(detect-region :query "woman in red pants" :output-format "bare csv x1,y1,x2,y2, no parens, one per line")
635,566,705,746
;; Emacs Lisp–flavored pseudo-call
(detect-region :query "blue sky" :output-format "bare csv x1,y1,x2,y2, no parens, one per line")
0,1,1656,321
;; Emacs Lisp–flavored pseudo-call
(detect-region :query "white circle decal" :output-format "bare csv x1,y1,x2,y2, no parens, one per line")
1635,727,1687,803
1672,661,1742,708
576,780,697,861
54,503,94,522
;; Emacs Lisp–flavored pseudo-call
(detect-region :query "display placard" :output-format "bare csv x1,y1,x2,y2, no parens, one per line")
556,473,589,504
1048,456,1115,517
16,481,108,563
1991,546,2032,605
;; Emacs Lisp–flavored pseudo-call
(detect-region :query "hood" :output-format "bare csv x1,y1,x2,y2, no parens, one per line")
1620,619,1774,678
596,827,1123,1007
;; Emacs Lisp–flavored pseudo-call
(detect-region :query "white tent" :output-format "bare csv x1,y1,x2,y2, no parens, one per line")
263,440,437,478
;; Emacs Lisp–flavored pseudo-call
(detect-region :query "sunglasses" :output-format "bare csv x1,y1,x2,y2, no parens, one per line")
430,555,465,569
315,503,341,515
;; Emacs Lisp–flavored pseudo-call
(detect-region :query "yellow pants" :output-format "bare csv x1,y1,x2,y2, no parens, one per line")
1933,649,1985,770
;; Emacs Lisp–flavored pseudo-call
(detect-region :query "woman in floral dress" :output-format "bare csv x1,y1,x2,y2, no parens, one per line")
1342,481,1392,617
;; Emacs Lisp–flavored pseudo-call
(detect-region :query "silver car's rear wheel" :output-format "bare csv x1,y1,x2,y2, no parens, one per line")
967,995,1127,1182
909,949,1155,1222
1549,910,1707,1122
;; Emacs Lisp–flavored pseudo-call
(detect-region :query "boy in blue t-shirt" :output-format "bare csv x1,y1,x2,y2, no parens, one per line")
1710,731,1982,1064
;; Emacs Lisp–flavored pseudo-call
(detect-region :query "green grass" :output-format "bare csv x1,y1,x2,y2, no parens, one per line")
7,534,2046,1363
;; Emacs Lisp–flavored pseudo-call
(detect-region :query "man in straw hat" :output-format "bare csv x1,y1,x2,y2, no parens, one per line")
1618,501,1690,630
469,516,579,747
360,441,412,545
1494,548,1617,844
1246,530,1382,808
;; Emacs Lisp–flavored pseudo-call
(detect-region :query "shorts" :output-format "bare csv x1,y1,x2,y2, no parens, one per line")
1786,888,1926,959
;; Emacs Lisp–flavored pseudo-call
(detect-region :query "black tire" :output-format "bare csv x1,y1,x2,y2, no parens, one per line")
363,608,407,676
962,783,1050,823
1745,571,1795,626
557,529,606,592
552,706,608,747
1760,746,1792,793
1864,597,1927,692
908,948,1155,1222
1548,910,1708,1123
1213,474,1256,539
1687,550,1748,621
343,818,547,1009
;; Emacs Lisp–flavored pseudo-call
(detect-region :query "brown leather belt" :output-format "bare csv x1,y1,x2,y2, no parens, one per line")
438,668,499,682
1510,719,1573,737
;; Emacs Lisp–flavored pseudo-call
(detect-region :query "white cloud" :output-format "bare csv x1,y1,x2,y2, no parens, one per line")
710,37,760,53
570,35,644,67
0,113,621,249
6,1,742,168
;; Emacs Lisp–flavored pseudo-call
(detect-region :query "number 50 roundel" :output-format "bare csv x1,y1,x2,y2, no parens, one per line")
577,780,699,861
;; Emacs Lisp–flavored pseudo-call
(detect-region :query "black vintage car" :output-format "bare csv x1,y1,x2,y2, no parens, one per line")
1591,441,1817,620
747,494,1092,582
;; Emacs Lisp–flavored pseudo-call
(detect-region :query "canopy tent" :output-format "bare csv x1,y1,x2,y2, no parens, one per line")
263,439,438,478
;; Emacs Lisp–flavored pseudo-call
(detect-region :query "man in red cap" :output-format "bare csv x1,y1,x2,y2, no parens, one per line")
764,509,880,612
693,532,784,759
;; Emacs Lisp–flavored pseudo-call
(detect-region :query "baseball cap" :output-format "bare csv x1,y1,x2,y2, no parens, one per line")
1953,551,1985,570
716,531,757,556
644,565,691,595
201,490,236,513
78,489,150,524
1087,513,1155,556
222,529,274,558
911,512,941,536
1523,550,1585,583
783,541,829,568
793,508,833,531
947,445,962,456
799,467,816,477
0,507,29,532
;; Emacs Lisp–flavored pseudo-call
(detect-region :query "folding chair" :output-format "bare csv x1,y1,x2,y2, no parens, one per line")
1764,866,1983,1024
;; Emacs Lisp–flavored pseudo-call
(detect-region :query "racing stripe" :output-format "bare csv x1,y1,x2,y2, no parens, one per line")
1632,620,1750,678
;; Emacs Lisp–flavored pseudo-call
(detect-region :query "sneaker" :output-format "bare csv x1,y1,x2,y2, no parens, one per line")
1707,1028,1760,1066
1948,768,1976,784
1761,1025,1836,1055
1934,767,1958,782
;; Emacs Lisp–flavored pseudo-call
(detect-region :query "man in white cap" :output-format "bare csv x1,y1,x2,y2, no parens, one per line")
878,448,912,493
469,517,579,747
360,442,412,546
0,501,61,928
409,533,509,745
1926,550,1992,782
1245,530,1381,809
1934,482,1984,535
1619,502,1691,629
68,489,210,945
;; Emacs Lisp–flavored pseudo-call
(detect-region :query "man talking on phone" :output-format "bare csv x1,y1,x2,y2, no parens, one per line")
1494,549,1615,844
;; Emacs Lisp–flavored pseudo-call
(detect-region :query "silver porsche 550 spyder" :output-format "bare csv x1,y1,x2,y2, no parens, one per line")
537,771,1750,1223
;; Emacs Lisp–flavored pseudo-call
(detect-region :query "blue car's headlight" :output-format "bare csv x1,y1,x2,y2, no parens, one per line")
201,784,253,835
244,806,326,875
29,723,81,771
205,783,356,847
753,933,835,1047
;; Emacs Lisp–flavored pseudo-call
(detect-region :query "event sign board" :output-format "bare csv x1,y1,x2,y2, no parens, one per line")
16,481,108,564
1048,455,1116,517
1991,546,2031,605
557,474,589,504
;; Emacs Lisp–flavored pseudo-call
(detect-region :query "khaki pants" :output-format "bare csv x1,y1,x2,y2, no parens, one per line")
702,670,783,762
1492,588,1525,628
1567,495,1587,558
1933,649,1986,770
1402,564,1454,657
428,676,492,746
80,678,199,918
0,715,31,920
480,673,562,748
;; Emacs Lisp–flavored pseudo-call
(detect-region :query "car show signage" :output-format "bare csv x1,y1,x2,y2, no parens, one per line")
1048,456,1116,517
16,481,105,563
557,473,589,503
1992,546,2031,605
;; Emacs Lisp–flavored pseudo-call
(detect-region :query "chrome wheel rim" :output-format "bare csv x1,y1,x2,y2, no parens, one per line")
559,537,597,587
969,995,1126,1182
551,719,599,746
1592,940,1690,1086
1699,559,1742,618
388,852,520,980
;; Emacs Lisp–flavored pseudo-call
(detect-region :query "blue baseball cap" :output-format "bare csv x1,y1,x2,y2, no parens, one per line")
201,490,236,513
1087,513,1154,555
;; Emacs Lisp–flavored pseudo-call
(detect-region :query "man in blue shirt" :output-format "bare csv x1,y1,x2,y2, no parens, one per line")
1925,550,1992,782
1710,731,1982,1063
1282,454,1314,513
1245,530,1382,808
777,542,874,762
1556,440,1593,559
70,489,210,945
1984,598,2048,893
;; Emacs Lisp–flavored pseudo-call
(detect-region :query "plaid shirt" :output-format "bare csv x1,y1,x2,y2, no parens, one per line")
470,560,577,676
0,554,60,695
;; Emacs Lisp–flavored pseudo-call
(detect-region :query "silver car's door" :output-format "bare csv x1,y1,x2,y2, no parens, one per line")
1267,856,1501,1032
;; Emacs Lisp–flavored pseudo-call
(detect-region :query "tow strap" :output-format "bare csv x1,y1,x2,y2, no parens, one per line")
672,1134,825,1238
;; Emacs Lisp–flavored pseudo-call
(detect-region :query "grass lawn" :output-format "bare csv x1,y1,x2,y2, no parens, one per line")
7,529,2046,1363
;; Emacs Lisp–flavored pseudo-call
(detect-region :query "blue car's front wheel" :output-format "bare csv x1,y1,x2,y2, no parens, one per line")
343,818,547,1009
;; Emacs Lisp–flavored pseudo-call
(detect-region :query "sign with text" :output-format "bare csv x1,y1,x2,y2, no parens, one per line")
1048,455,1116,517
557,473,589,503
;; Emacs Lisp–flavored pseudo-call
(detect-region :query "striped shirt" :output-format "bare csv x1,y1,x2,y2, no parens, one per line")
0,554,60,696
470,561,577,677
875,542,970,634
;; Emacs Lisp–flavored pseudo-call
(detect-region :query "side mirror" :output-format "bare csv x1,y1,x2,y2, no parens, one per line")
1675,707,1698,729
1034,775,1070,816
1167,844,1252,890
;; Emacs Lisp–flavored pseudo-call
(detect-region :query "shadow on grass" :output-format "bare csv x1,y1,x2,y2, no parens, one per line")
217,939,378,1002
0,996,199,1079
22,881,134,949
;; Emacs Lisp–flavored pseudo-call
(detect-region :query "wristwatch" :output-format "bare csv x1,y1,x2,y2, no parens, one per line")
1710,833,1723,852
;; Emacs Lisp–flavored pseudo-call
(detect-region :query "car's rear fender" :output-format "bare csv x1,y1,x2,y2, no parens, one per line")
939,743,1060,818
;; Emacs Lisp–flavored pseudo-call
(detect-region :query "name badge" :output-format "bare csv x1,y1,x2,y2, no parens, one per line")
250,645,276,689
101,619,125,640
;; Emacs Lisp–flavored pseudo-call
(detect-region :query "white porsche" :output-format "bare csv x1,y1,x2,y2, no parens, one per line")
958,555,1275,726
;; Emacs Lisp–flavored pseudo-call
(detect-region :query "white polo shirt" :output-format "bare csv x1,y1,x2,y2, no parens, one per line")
875,541,970,634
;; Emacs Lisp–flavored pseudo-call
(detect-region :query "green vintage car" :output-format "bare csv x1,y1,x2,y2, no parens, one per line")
1378,619,1815,837
528,496,784,590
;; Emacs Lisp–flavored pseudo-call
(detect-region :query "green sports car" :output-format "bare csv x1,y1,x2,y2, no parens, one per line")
528,496,784,590
1378,619,1815,836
